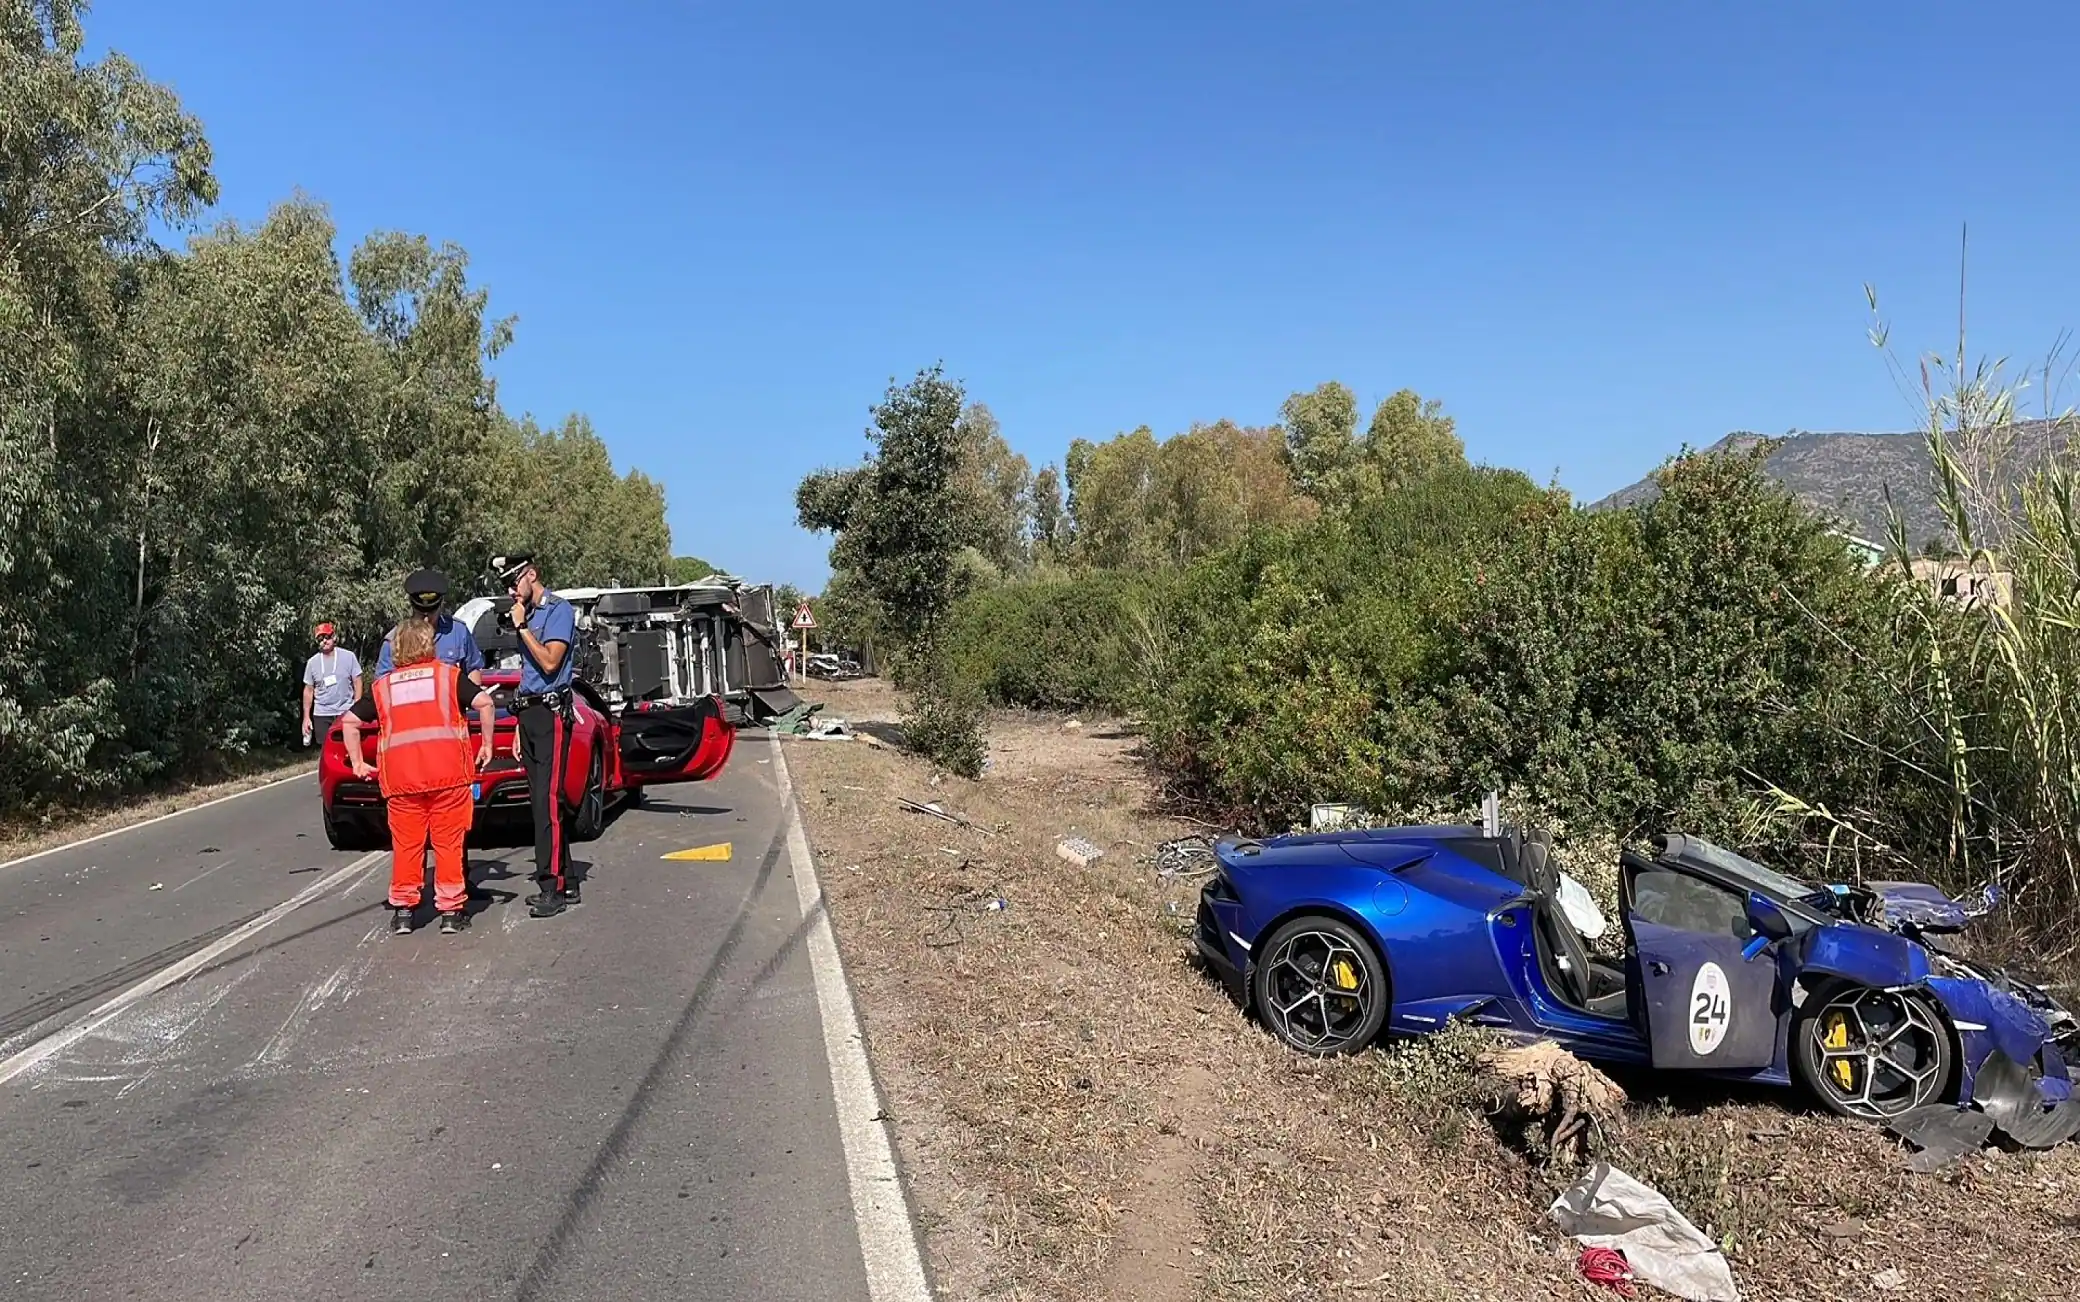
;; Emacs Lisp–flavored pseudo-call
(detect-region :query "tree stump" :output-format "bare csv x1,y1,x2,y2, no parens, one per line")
1479,1039,1627,1165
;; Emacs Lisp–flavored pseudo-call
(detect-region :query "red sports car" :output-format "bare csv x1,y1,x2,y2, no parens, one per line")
318,669,734,850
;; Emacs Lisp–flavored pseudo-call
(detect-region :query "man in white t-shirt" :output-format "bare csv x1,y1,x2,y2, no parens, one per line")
301,622,364,747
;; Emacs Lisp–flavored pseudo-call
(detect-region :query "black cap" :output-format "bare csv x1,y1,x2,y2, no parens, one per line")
491,552,535,586
405,568,449,612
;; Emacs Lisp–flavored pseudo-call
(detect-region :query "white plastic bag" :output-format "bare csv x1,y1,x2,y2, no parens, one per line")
1550,1161,1739,1302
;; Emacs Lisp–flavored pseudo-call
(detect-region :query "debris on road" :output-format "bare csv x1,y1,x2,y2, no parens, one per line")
661,842,733,862
898,796,995,836
1155,836,1217,880
1480,1040,1626,1164
1576,1245,1637,1295
1056,836,1104,868
1550,1161,1740,1302
768,701,826,735
791,717,858,741
1970,1048,2080,1149
1884,1047,2080,1170
1886,1105,1996,1173
920,884,1010,948
1308,802,1368,831
148,882,164,891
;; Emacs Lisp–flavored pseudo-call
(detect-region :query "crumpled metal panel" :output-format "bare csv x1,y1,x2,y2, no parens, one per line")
1971,1050,2080,1149
1797,924,1930,991
1926,976,2059,1103
1885,1105,1995,1172
1864,881,1978,934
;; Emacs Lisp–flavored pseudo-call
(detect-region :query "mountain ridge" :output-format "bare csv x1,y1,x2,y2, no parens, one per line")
1588,421,2078,549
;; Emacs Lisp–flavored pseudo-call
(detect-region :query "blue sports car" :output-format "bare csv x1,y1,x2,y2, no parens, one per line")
1194,821,2079,1125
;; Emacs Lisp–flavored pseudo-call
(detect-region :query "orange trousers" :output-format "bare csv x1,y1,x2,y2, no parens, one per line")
386,784,472,914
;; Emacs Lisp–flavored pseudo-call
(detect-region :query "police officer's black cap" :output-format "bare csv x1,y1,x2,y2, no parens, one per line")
405,567,449,611
492,552,536,586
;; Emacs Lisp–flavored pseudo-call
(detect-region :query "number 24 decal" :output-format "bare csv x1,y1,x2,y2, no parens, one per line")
1693,991,1728,1024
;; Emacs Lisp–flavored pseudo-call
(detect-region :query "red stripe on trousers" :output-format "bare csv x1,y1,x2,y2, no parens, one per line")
547,707,566,892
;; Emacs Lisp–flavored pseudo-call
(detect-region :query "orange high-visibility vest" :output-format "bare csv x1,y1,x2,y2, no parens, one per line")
372,662,474,798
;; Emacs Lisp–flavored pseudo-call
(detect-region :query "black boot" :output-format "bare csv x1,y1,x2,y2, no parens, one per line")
438,911,468,935
526,882,580,908
392,906,414,934
527,889,567,918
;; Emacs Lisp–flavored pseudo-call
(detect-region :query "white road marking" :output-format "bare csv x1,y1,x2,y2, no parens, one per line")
0,849,385,1087
26,955,265,1092
0,768,314,876
334,855,385,902
772,738,932,1302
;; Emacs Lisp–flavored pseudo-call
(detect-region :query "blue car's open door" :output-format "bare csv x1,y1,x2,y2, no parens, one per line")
1622,854,1780,1071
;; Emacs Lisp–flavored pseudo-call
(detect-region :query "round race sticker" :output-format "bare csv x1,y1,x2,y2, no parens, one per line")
1689,962,1731,1055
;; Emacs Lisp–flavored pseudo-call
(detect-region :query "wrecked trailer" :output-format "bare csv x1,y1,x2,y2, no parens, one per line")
1197,820,2080,1133
457,575,805,726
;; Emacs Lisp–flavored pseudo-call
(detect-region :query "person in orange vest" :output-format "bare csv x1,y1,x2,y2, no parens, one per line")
339,612,497,935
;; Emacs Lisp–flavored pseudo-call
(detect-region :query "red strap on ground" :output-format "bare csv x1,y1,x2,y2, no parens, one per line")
1577,1245,1636,1295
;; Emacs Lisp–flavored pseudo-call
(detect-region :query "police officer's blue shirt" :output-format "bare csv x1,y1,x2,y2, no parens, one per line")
374,613,485,679
519,593,576,694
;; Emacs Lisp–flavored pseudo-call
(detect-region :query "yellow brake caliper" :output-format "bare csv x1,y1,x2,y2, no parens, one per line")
1331,958,1360,998
1823,1011,1855,1090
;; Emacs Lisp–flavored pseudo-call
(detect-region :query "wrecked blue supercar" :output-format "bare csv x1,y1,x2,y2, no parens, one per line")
1194,823,2080,1124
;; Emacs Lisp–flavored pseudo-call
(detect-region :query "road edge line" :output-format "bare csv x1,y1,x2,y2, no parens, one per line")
0,848,385,1087
0,767,315,876
772,737,934,1302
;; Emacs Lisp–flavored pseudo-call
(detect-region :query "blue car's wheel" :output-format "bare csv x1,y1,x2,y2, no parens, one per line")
1250,916,1389,1056
1792,982,1954,1121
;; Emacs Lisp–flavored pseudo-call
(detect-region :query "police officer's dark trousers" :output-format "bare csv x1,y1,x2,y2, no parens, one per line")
516,695,575,895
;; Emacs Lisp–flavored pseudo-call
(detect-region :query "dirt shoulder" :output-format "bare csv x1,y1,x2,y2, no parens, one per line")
786,679,2080,1302
0,749,314,865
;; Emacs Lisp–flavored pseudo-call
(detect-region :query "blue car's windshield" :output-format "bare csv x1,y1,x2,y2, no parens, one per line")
1681,838,1820,901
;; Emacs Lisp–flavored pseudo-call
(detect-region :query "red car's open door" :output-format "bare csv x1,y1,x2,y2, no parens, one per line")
615,695,734,788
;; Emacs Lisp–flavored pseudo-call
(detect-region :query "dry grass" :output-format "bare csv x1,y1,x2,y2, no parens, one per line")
788,680,2080,1302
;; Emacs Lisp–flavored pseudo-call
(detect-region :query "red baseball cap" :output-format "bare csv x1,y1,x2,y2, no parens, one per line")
314,622,336,637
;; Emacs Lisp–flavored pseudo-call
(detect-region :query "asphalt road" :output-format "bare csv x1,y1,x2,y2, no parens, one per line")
0,738,904,1301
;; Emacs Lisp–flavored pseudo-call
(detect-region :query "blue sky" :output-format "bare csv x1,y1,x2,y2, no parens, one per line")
92,1,2080,587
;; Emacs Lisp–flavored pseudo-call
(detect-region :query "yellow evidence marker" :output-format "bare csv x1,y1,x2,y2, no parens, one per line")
661,842,733,862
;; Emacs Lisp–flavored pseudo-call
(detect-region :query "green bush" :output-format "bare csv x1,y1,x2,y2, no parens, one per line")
933,448,1914,872
1440,448,1895,843
1137,451,1897,841
944,568,1174,713
902,672,989,779
1140,464,1547,824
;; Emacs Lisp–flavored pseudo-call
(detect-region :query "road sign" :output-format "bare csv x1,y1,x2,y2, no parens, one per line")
791,602,816,630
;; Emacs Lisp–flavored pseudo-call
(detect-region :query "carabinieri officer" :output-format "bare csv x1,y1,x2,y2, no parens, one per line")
374,568,486,686
495,552,580,918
